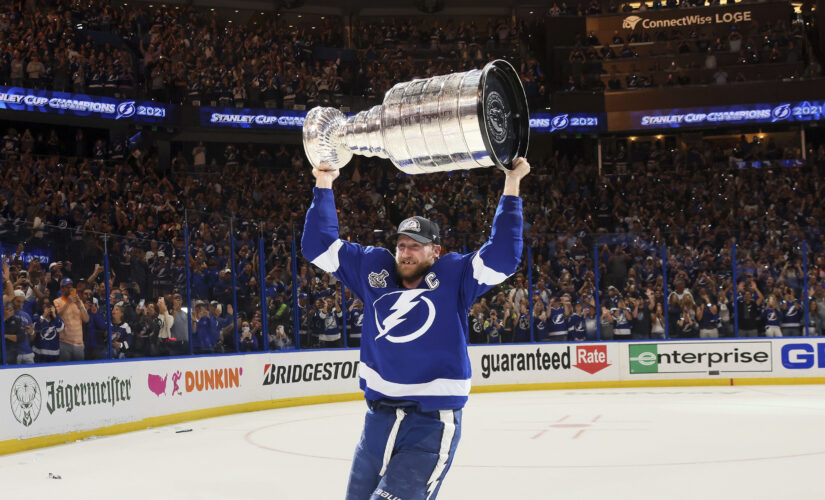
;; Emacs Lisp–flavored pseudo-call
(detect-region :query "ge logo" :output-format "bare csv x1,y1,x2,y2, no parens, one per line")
771,104,790,122
550,114,569,132
116,101,136,120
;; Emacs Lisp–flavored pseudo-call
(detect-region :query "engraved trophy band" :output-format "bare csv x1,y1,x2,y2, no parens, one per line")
302,59,529,175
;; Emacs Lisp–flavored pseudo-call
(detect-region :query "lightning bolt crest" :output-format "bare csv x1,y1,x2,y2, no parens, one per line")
375,289,427,340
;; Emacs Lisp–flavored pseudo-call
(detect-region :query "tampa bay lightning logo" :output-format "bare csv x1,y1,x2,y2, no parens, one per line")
552,312,566,325
771,104,791,122
116,101,136,120
373,289,435,343
550,114,569,132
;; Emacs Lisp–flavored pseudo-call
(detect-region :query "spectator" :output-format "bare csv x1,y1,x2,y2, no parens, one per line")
54,278,88,361
34,297,64,363
192,301,216,354
238,320,258,351
695,287,720,338
8,290,35,364
514,301,531,342
532,299,549,341
547,296,570,341
347,298,364,347
169,293,190,354
484,309,504,343
567,302,586,341
468,302,486,344
84,294,108,360
763,295,783,338
271,324,292,349
3,301,23,364
109,304,133,358
780,287,803,337
737,288,763,338
704,48,718,70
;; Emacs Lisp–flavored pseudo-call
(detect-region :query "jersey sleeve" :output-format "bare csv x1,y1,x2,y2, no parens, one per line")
458,195,523,309
301,187,369,299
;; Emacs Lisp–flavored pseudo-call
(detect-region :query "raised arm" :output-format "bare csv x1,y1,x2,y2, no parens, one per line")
502,157,531,197
312,162,339,190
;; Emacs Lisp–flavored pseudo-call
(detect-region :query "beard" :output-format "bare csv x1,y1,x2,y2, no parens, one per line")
395,259,433,282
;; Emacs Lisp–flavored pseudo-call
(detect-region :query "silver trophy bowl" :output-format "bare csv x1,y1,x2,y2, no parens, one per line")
302,59,529,175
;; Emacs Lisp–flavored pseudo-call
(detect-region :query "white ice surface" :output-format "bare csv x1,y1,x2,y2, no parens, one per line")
2,385,825,499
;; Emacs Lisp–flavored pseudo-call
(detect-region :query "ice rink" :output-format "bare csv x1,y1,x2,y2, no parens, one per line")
2,384,824,499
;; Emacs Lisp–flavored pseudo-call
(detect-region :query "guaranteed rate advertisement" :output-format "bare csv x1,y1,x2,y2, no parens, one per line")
629,101,825,130
0,86,175,124
470,343,619,385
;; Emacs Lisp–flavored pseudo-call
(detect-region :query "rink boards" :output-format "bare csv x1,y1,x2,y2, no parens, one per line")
2,338,824,454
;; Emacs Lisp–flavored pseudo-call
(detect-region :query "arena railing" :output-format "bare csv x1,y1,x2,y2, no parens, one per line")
1,223,823,366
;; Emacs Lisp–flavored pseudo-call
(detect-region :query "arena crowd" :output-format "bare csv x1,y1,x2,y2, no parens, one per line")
2,125,825,364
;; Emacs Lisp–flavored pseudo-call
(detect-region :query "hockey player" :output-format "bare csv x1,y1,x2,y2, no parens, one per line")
302,158,529,500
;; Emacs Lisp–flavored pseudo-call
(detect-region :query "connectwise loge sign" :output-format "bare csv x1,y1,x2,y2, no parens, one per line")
585,2,791,45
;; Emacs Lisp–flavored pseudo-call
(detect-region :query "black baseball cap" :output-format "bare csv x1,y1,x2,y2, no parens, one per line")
397,216,440,245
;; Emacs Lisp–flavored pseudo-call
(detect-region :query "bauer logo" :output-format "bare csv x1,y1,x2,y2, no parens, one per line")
628,342,772,374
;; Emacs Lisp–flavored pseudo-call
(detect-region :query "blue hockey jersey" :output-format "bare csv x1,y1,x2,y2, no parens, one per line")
302,187,522,411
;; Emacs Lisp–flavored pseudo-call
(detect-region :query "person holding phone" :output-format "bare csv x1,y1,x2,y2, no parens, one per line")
34,297,64,363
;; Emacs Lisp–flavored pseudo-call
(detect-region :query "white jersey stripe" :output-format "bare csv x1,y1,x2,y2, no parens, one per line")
379,408,406,476
471,252,510,285
359,363,471,398
426,410,456,500
310,239,343,273
32,347,60,356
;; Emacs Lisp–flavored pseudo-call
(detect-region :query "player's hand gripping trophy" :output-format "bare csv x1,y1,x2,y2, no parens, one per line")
302,59,530,175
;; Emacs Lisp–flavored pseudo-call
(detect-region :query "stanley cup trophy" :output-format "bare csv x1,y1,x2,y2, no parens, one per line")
302,59,529,175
